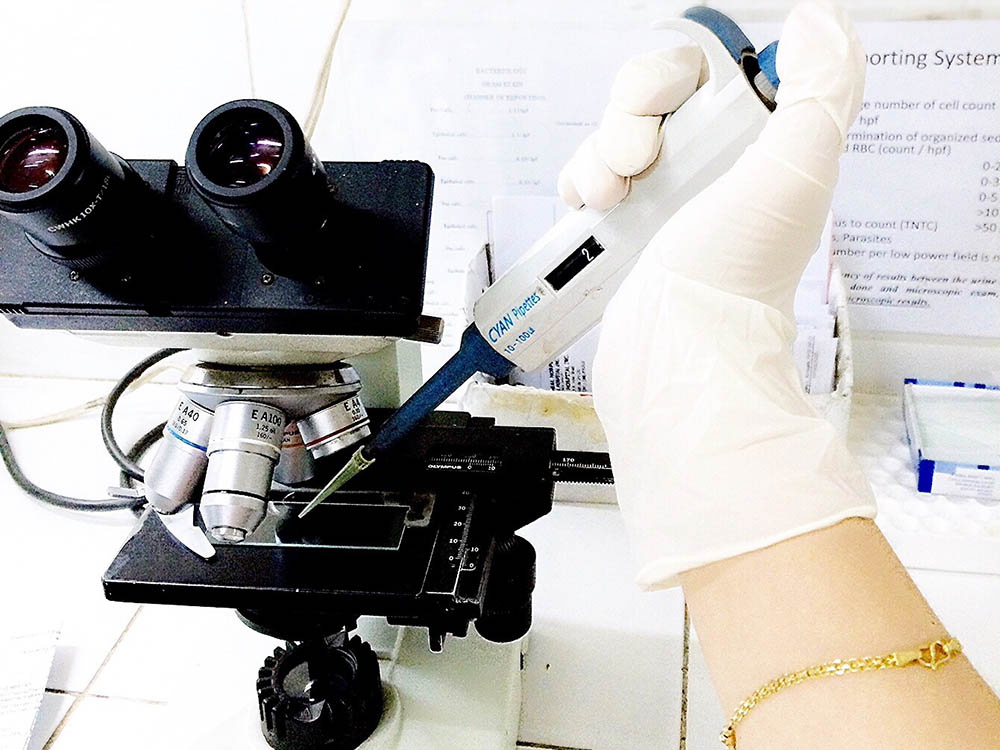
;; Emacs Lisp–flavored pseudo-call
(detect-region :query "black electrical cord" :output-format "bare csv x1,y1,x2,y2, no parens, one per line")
101,348,184,481
1,347,183,513
0,419,144,512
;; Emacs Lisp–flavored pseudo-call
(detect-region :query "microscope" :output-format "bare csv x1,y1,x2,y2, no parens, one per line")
0,98,611,749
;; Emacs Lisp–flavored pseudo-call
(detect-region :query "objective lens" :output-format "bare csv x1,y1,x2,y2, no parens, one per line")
201,400,286,542
0,123,68,193
297,395,371,460
144,396,215,514
274,421,317,486
198,115,284,188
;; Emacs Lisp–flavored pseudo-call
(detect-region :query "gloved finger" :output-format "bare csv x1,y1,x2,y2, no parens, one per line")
596,107,663,176
596,45,703,177
739,0,865,190
610,44,704,116
558,43,704,208
564,134,629,210
777,0,866,146
557,164,584,209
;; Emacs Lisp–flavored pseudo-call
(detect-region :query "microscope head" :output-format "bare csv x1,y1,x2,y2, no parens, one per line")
0,98,438,540
0,98,437,364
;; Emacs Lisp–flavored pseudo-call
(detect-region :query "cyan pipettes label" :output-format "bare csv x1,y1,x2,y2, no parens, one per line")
486,286,546,354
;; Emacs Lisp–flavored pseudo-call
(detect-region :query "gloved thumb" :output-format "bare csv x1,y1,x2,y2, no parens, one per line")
657,0,865,317
776,0,866,147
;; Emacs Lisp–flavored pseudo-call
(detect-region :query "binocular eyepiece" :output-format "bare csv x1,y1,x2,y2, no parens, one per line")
0,99,335,278
0,107,151,269
186,100,334,277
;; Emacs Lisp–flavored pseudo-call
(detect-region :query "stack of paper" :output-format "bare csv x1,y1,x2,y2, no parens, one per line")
0,619,59,750
793,217,839,395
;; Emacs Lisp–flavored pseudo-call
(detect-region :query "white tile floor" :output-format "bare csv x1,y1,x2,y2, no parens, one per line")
24,693,75,750
88,605,276,704
42,695,186,750
46,600,139,695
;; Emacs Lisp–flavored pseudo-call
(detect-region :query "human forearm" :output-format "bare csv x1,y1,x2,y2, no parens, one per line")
681,518,1000,749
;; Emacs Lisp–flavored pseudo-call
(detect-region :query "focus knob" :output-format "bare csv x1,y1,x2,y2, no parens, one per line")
475,535,536,643
257,635,382,750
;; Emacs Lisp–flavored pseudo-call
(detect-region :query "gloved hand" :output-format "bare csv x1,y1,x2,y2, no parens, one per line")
560,0,877,590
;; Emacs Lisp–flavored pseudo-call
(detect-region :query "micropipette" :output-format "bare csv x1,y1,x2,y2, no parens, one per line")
299,7,780,518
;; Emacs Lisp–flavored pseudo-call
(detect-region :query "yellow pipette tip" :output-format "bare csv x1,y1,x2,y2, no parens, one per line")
297,447,375,518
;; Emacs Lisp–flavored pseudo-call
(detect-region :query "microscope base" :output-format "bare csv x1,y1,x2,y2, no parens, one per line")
363,625,522,750
184,624,523,750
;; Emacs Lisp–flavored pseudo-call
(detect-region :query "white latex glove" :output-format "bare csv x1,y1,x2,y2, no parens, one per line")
558,44,705,210
564,0,877,590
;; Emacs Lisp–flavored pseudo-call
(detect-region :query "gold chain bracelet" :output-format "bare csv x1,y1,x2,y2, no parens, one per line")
720,637,962,749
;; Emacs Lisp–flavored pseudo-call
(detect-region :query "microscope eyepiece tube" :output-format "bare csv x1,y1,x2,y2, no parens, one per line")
144,396,215,514
0,106,152,269
185,99,333,279
0,117,68,193
201,400,286,542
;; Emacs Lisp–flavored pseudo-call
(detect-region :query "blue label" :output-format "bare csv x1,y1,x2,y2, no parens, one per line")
487,289,543,343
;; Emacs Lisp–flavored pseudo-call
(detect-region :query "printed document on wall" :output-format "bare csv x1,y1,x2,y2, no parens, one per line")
832,21,1000,338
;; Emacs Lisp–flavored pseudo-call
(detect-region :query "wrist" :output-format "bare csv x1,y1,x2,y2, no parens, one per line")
681,518,1000,750
680,519,943,708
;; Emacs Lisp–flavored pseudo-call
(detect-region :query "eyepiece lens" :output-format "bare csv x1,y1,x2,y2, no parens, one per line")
199,113,284,188
0,123,69,193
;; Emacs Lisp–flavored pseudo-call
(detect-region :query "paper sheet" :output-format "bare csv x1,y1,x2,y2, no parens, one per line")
831,21,1000,338
0,621,59,750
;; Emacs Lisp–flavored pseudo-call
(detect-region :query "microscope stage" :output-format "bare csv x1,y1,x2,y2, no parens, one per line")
103,414,560,643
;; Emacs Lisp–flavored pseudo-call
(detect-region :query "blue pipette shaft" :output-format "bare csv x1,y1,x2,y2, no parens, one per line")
298,324,513,517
